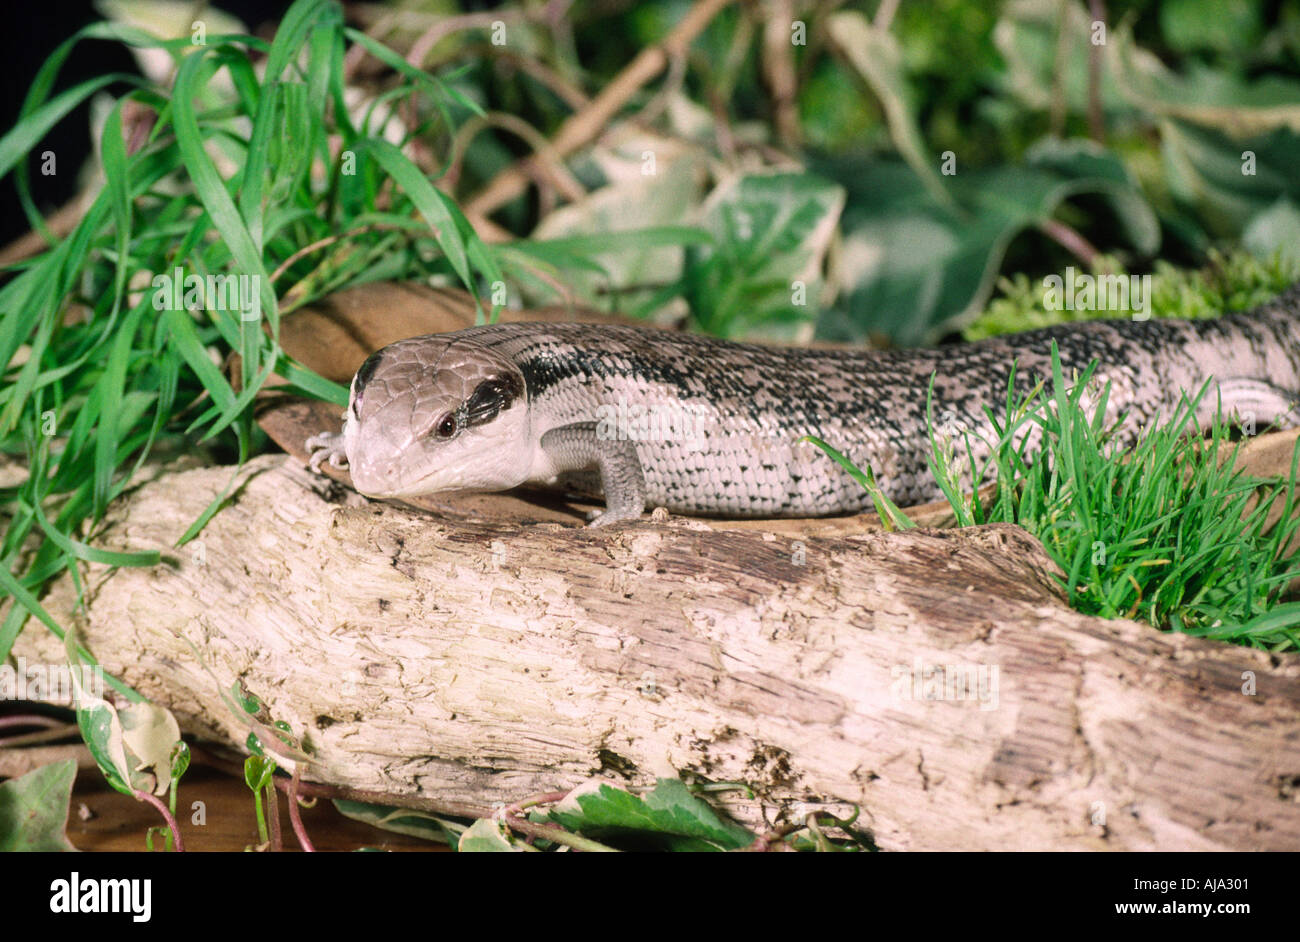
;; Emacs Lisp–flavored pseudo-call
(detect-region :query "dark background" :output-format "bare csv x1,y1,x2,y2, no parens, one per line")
0,0,297,246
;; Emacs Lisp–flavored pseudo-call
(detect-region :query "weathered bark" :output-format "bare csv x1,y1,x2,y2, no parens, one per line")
13,453,1300,850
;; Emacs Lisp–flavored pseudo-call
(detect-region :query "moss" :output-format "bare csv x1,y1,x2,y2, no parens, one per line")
963,249,1300,340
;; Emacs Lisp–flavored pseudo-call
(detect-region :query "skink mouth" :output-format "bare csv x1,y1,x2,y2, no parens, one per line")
349,479,394,499
348,461,407,498
350,458,446,499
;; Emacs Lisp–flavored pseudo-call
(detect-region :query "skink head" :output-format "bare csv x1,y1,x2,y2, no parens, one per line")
342,334,531,498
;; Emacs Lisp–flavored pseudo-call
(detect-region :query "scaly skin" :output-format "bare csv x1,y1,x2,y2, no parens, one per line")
308,285,1300,524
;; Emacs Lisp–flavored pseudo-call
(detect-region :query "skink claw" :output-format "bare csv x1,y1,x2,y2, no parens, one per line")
306,432,348,474
586,507,642,527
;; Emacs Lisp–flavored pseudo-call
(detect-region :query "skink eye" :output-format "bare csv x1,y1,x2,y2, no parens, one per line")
435,414,458,439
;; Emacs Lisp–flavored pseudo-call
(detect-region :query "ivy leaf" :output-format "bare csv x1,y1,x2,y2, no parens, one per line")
73,685,134,797
118,701,182,795
1112,22,1300,137
1243,197,1300,266
457,818,522,852
827,10,951,207
67,638,180,798
333,800,460,845
244,755,277,791
689,171,845,339
821,143,1159,345
1160,0,1264,57
547,778,755,851
0,758,79,852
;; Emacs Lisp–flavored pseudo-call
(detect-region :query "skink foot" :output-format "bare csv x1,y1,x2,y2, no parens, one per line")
586,506,642,527
539,422,647,528
306,432,348,474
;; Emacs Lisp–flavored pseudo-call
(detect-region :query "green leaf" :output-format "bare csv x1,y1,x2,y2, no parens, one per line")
170,47,277,321
1023,137,1160,255
0,72,139,182
0,759,79,852
546,778,755,851
333,800,459,845
66,628,174,796
170,740,192,781
827,11,951,207
1160,0,1264,56
365,138,473,293
689,171,845,338
1243,198,1300,266
1110,21,1300,136
231,682,262,715
74,686,180,798
457,817,523,852
1158,121,1300,234
343,27,485,117
821,145,1159,344
74,694,134,797
244,755,277,791
100,94,133,323
1197,601,1300,639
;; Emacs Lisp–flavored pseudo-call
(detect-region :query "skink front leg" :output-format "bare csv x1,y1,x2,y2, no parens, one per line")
306,428,349,473
540,422,646,527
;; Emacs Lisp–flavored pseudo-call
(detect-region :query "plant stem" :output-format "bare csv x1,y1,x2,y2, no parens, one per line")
134,789,184,852
265,782,282,852
288,765,316,852
253,786,268,845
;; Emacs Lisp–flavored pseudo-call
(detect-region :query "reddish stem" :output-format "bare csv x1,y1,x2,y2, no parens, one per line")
134,790,184,852
287,766,316,853
1038,218,1100,267
503,790,570,818
265,782,282,853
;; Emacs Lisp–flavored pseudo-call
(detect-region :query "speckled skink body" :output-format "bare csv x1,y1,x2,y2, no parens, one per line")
308,285,1300,524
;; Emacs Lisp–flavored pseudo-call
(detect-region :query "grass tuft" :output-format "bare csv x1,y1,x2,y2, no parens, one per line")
0,0,504,670
816,342,1300,651
924,344,1300,650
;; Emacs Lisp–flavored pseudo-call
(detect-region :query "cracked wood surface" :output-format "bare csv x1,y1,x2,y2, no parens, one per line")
13,453,1300,850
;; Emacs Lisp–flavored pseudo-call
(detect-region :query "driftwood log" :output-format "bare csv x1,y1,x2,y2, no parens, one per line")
13,449,1300,851
10,283,1300,849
